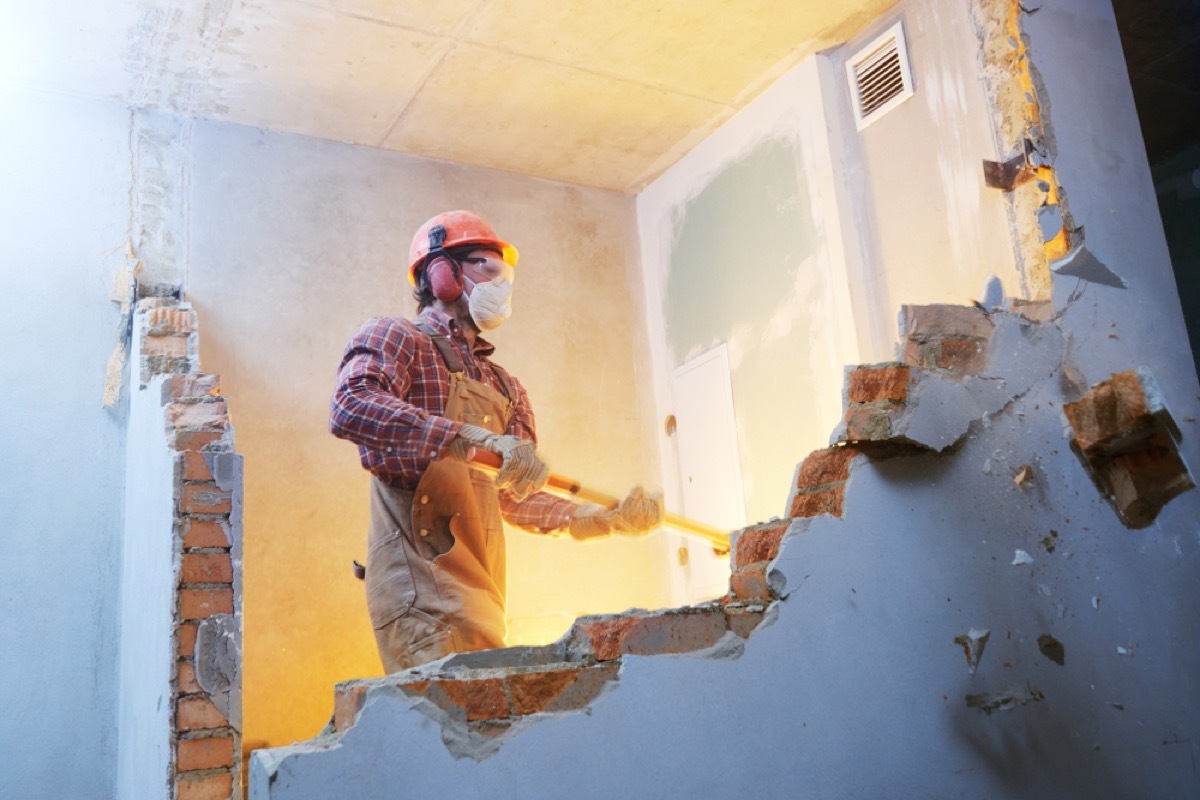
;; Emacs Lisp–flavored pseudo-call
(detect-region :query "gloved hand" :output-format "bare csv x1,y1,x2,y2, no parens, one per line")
568,486,663,542
452,423,549,501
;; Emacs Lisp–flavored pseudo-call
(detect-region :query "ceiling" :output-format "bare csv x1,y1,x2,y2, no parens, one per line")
2,0,896,193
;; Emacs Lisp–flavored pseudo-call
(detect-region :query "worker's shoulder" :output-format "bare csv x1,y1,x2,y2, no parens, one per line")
352,314,425,341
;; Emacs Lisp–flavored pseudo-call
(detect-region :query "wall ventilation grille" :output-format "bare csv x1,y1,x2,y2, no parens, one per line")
847,21,914,130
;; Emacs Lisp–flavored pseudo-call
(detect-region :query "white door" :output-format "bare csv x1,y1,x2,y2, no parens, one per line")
667,343,746,602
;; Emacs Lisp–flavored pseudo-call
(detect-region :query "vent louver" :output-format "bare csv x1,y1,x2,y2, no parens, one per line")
847,21,914,130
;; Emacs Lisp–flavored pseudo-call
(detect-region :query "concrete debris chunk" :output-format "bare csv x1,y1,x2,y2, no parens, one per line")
965,684,1045,714
1050,244,1127,288
954,628,991,675
1037,634,1065,665
1012,549,1034,566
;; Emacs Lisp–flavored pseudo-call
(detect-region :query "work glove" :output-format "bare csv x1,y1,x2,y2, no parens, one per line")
568,486,664,542
451,423,549,502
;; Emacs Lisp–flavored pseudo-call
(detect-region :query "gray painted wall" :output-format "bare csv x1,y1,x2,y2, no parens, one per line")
0,88,131,800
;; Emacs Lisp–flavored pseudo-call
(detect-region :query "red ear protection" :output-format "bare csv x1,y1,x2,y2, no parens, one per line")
426,255,463,303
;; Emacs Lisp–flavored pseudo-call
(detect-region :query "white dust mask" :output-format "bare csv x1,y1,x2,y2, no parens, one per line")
466,263,514,331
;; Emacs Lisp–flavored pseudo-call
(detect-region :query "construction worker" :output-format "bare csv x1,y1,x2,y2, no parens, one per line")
331,210,662,673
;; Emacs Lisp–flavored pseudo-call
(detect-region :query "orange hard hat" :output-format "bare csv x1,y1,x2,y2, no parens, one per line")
407,210,518,285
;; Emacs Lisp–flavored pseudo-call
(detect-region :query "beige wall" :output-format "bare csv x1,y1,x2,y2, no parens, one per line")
184,122,661,750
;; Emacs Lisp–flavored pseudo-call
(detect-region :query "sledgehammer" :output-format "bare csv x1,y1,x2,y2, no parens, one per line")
467,448,731,555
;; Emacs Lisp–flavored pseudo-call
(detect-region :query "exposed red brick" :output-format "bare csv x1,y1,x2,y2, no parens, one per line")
1098,433,1194,528
902,340,922,368
333,685,369,733
901,304,994,340
146,306,195,336
169,401,229,431
507,670,579,716
179,623,198,657
182,553,233,585
182,519,230,549
176,771,233,800
177,736,234,771
1009,298,1054,323
143,335,189,358
182,484,232,515
724,607,766,639
180,588,234,620
794,447,859,489
178,661,201,694
579,618,640,661
433,679,509,722
182,451,214,482
167,373,221,401
843,406,893,441
174,430,226,453
1063,370,1151,455
848,365,910,404
735,523,789,568
789,486,844,518
177,697,228,731
938,339,988,374
730,565,773,602
621,610,729,656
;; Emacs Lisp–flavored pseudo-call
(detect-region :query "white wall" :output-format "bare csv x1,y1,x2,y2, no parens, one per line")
0,86,131,800
637,57,861,530
825,0,1022,358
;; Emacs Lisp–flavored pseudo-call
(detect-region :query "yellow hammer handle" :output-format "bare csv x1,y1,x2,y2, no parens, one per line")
465,447,731,555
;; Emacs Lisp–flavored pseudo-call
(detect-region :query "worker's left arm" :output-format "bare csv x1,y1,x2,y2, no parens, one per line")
493,371,577,533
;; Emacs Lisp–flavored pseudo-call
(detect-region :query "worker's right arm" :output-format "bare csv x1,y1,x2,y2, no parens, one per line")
329,317,462,466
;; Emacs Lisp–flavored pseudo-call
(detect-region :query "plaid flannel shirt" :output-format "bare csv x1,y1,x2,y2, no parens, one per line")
330,308,575,533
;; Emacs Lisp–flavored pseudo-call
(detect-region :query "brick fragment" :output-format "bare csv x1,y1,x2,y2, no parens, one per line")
794,447,859,489
1098,433,1195,528
174,430,227,453
182,519,231,549
433,679,509,722
179,623,198,657
182,484,233,515
937,338,988,374
724,606,766,639
843,406,894,441
169,401,229,431
901,304,994,340
579,618,640,661
142,335,189,358
734,523,789,568
176,771,233,800
178,661,201,694
333,685,369,733
180,588,234,620
182,553,233,585
730,565,773,602
507,669,579,716
788,486,844,518
182,451,214,482
1063,370,1151,456
166,373,221,401
177,735,234,771
848,365,910,404
177,696,228,731
621,609,729,657
146,306,195,336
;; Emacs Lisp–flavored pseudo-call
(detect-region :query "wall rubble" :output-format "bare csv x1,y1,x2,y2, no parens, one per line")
134,298,244,800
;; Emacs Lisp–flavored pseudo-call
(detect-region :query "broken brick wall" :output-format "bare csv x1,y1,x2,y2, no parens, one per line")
120,299,243,800
252,1,1200,796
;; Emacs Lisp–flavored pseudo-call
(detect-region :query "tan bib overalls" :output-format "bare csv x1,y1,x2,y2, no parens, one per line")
364,327,514,673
